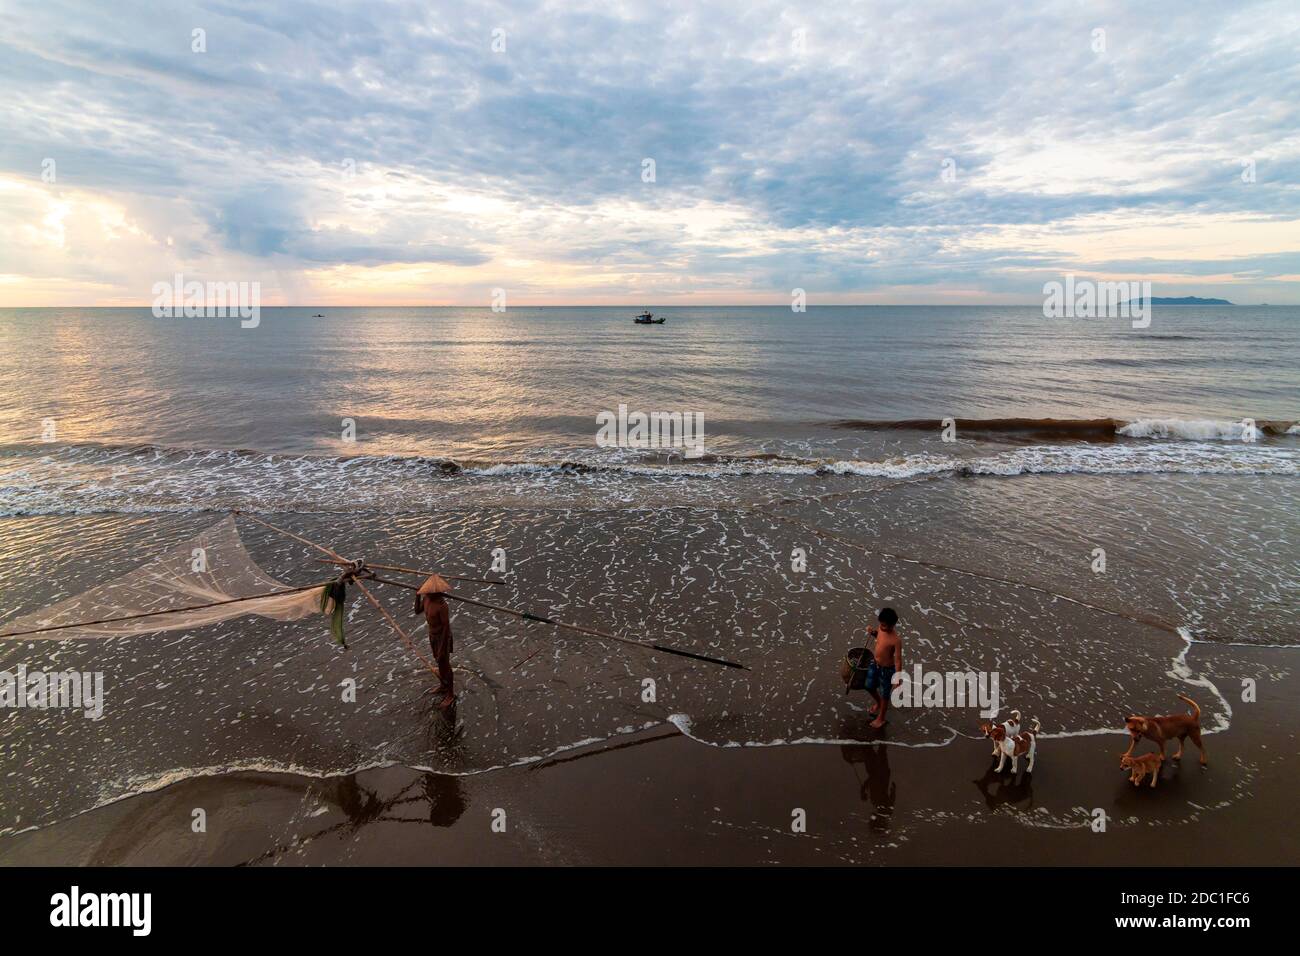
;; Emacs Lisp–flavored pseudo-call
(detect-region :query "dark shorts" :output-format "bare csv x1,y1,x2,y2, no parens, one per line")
865,661,895,696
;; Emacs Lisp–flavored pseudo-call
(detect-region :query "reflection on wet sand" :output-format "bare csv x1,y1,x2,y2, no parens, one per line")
241,770,469,865
973,764,1035,813
841,744,896,833
238,710,470,865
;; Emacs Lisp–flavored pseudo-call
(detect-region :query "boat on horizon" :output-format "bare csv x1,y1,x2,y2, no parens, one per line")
634,310,665,324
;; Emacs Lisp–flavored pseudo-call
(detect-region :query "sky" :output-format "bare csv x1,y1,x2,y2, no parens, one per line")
1,0,1298,306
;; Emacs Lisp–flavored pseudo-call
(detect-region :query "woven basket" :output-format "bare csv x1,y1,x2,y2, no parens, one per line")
841,647,869,690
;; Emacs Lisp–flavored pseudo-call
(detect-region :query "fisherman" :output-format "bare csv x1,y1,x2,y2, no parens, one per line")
414,574,456,708
865,607,903,729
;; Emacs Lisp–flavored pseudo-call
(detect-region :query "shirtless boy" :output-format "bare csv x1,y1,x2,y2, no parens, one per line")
865,607,903,729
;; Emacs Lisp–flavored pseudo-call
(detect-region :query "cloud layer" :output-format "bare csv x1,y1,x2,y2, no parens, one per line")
2,0,1298,304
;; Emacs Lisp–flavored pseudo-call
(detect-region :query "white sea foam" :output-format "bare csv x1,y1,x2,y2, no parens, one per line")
2,440,1297,517
1117,419,1257,440
10,437,1300,520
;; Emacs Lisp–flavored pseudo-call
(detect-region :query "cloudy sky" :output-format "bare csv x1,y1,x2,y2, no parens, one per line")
2,0,1298,305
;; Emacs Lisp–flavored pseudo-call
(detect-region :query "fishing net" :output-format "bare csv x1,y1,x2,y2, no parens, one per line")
0,516,324,639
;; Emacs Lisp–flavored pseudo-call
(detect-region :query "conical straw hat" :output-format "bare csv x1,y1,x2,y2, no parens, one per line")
417,574,452,595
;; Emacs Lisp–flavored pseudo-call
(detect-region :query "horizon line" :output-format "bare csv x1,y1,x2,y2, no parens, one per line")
0,301,1271,310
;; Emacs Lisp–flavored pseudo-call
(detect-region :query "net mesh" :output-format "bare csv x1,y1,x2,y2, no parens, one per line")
1,516,323,639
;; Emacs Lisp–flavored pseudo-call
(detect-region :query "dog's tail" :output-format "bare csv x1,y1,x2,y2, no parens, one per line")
1028,717,1041,737
1009,709,1022,724
1176,694,1200,719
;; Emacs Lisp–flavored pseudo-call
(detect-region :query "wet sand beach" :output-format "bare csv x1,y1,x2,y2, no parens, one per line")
2,498,1295,865
2,639,1294,866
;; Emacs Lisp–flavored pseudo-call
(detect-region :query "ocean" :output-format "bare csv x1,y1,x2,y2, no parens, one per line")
0,305,1296,839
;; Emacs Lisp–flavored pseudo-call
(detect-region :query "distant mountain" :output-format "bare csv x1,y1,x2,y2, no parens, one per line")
1121,296,1233,306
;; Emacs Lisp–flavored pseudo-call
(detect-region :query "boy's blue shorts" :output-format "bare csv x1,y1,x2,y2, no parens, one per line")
866,661,895,696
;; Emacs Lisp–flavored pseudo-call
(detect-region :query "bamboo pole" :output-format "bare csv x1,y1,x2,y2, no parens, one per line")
237,512,748,672
234,510,348,562
312,557,504,586
368,574,747,670
234,512,439,682
351,578,440,679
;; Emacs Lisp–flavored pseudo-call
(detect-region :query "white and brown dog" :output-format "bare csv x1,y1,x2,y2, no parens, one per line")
978,710,1022,758
991,717,1041,774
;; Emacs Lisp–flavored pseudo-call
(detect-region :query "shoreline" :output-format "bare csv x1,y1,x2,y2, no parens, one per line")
5,643,1294,866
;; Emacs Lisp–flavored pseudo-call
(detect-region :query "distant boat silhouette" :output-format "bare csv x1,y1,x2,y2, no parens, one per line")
634,310,665,324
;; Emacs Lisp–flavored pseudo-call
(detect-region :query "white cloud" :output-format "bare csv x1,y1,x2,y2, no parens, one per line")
0,0,1297,303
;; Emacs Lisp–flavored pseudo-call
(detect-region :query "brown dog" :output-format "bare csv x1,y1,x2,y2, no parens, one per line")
1120,752,1164,787
1124,694,1207,765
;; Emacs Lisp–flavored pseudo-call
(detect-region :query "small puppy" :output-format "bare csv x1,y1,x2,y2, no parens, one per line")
992,717,1041,774
1124,694,1207,765
1121,752,1164,788
978,710,1022,757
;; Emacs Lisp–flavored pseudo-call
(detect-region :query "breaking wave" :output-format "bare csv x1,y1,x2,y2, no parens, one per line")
1117,419,1276,441
828,416,1297,439
1,437,1297,515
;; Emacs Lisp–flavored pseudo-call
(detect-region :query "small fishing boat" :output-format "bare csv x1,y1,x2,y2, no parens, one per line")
634,310,665,324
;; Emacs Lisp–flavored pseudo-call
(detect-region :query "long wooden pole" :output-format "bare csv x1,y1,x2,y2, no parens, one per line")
351,578,440,678
235,510,348,561
368,575,747,670
237,512,748,672
312,557,504,586
234,512,438,681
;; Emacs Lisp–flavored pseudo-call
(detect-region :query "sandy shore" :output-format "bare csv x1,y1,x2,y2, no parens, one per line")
4,643,1294,866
